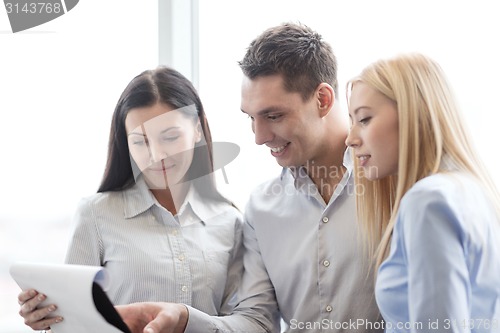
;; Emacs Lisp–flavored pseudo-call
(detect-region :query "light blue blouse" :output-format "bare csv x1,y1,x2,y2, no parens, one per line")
65,177,243,316
376,172,500,333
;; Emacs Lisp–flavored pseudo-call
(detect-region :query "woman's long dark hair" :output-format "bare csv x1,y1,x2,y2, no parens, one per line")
98,66,228,203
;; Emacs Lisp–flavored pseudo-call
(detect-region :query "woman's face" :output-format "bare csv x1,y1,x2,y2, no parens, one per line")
125,103,202,189
345,82,399,180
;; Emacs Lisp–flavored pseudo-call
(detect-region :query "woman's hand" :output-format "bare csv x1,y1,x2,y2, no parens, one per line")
18,289,63,331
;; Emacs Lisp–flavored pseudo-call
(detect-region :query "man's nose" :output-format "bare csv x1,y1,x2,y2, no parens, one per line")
253,119,273,146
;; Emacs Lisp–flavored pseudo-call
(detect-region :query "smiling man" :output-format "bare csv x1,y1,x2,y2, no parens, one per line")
114,23,383,333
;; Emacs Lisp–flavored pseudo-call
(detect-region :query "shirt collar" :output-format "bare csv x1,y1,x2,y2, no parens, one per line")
280,147,354,184
149,184,204,226
122,176,156,219
343,147,354,176
123,177,225,225
178,184,231,225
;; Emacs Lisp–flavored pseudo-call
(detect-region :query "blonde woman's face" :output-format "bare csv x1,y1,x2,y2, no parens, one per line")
345,82,399,180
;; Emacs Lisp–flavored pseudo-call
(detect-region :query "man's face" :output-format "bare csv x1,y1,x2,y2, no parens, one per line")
240,74,324,168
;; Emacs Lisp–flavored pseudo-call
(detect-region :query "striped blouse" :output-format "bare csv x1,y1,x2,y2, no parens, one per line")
64,177,244,316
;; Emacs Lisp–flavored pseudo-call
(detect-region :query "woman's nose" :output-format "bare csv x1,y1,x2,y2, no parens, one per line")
345,127,360,148
149,142,168,163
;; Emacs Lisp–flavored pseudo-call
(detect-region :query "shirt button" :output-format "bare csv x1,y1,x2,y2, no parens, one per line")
326,305,333,312
323,260,330,267
171,229,178,236
178,254,185,261
181,285,188,292
322,216,329,223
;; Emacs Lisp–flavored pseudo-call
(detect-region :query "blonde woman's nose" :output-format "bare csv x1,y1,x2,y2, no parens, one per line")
345,127,360,148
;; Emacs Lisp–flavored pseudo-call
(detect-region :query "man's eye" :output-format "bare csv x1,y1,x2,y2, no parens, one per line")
268,114,282,121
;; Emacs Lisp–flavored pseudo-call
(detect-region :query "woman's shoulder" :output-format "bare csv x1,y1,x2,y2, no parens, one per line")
399,172,479,222
78,190,122,204
400,172,494,227
76,189,126,214
398,173,499,254
404,172,478,202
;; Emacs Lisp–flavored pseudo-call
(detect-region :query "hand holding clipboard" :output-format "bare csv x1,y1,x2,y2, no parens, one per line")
11,262,130,333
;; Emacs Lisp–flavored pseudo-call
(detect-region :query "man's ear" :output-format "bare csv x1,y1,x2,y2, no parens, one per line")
316,83,335,118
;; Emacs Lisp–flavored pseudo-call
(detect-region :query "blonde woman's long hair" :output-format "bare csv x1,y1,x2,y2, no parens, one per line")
348,53,500,270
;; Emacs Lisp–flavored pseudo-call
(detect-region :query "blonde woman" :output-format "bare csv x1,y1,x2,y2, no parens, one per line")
346,53,500,332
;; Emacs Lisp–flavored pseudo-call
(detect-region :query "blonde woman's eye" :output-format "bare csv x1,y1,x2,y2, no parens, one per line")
359,117,371,124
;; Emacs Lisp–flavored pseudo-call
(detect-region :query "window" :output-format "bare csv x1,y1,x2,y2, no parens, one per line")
0,1,158,332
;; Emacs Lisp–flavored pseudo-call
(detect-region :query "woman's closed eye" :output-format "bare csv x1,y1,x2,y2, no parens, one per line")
131,138,148,145
359,116,372,125
162,135,180,142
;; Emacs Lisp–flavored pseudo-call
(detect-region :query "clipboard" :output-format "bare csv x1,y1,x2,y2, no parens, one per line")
10,262,131,333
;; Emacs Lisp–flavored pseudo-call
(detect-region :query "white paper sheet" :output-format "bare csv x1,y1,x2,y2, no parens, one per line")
10,262,130,333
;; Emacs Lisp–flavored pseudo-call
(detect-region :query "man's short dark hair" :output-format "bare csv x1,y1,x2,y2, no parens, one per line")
239,22,338,101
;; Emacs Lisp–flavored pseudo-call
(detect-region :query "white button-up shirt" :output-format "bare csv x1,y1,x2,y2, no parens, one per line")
65,177,243,316
186,150,382,332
